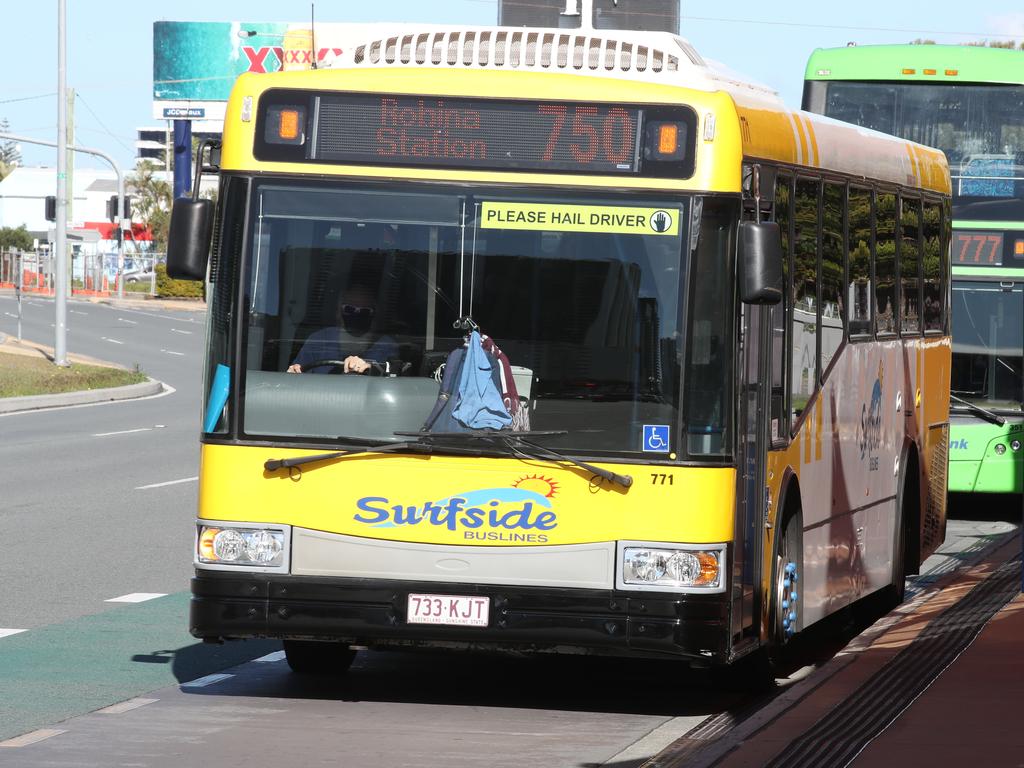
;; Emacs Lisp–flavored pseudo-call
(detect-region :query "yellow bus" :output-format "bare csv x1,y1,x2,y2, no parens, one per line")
168,24,951,675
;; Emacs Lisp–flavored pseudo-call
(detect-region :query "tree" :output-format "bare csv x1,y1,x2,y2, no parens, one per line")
0,118,20,182
0,225,34,251
127,160,172,252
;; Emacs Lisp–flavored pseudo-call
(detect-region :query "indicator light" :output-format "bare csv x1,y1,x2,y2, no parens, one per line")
902,68,916,75
658,123,678,154
924,68,937,75
278,109,300,140
945,69,958,76
1015,239,1024,256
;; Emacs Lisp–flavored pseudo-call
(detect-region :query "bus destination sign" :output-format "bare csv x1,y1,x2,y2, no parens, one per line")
314,94,642,174
953,230,1004,266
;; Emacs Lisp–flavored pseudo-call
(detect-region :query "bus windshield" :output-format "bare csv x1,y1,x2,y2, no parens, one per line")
821,82,1024,221
236,180,735,460
951,280,1024,413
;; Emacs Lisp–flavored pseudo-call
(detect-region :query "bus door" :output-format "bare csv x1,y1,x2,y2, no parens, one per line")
732,263,774,652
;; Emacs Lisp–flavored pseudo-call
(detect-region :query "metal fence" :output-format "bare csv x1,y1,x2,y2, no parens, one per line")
0,249,163,297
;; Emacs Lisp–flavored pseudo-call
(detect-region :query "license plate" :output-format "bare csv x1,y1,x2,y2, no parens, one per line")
406,593,489,627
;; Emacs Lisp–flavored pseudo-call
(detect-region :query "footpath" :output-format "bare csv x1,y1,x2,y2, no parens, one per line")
659,527,1024,768
0,294,205,415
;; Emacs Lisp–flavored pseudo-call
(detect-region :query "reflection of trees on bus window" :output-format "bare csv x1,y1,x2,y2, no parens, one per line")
875,192,897,335
821,182,845,375
900,196,922,335
790,178,819,427
770,173,792,439
847,187,873,337
922,201,943,333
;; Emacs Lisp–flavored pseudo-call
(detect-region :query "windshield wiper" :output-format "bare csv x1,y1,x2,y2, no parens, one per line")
397,430,634,488
264,440,434,471
950,394,1006,427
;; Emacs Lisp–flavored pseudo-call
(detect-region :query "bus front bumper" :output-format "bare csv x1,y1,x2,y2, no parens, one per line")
190,572,731,663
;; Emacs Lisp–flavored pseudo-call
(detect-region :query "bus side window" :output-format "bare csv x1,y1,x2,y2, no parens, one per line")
875,192,898,336
790,177,820,428
821,181,845,376
900,196,922,335
771,173,792,442
921,201,943,333
847,187,872,338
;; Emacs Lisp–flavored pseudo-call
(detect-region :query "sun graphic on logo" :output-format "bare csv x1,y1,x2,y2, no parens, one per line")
512,474,560,498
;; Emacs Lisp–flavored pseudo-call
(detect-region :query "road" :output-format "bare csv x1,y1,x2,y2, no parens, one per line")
0,293,281,742
0,292,1018,766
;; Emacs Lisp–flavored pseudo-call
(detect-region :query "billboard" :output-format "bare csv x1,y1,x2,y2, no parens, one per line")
152,21,349,124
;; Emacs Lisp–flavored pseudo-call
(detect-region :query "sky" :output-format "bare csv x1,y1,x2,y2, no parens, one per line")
3,1,1024,171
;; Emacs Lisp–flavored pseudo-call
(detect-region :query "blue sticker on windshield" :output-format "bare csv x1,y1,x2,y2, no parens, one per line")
642,425,670,453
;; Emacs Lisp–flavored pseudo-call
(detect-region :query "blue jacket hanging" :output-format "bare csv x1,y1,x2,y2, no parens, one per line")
422,331,512,432
451,331,513,430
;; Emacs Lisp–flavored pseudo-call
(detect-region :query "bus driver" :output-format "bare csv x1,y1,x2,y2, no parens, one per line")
286,284,397,374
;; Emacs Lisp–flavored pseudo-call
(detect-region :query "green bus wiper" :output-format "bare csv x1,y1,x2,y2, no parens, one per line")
397,430,633,489
950,394,1006,427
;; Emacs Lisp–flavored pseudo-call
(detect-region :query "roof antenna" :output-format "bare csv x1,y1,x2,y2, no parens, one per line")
310,3,318,70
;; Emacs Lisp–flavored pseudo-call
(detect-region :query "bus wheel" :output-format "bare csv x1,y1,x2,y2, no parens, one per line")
283,640,357,676
772,509,802,649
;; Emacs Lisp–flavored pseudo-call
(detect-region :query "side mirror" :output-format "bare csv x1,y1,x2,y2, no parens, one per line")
166,198,213,281
739,220,783,305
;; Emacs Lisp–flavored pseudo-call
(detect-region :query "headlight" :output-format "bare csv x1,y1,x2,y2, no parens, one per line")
197,524,287,568
618,542,725,592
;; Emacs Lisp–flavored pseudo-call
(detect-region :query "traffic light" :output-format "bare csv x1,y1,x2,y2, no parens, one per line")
106,195,132,222
45,195,56,222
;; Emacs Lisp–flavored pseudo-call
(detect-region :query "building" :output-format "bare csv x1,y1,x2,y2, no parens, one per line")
136,126,222,167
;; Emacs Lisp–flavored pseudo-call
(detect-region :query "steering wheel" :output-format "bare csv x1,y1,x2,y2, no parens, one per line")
301,359,398,375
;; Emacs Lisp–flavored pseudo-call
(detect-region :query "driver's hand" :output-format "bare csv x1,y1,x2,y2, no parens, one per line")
344,355,370,374
286,363,303,373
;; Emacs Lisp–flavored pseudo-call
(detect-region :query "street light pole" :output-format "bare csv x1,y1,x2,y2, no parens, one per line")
55,0,68,366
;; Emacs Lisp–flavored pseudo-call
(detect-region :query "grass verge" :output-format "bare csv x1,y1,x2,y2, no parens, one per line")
0,354,147,398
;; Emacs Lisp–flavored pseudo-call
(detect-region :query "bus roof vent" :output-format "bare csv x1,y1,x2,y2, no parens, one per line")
351,29,691,76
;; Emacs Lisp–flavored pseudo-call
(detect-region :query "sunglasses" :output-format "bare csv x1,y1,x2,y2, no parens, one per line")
340,304,375,317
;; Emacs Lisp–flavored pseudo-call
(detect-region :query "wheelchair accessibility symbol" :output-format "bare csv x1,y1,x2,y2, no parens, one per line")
642,425,670,453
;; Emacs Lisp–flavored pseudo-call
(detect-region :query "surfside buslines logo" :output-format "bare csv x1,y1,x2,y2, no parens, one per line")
353,475,561,543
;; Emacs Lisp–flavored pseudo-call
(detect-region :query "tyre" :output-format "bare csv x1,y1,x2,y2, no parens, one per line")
771,505,802,651
885,458,913,608
283,640,357,676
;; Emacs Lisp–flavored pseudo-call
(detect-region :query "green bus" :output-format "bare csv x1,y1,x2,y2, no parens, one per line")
803,44,1024,496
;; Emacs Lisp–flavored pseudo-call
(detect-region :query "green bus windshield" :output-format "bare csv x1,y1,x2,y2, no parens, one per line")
951,281,1024,413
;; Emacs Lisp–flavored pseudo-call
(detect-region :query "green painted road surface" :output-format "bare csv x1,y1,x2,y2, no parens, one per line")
0,592,279,742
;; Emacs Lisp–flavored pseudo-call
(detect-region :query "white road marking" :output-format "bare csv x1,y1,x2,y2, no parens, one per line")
117,317,138,324
0,382,175,419
3,312,16,318
170,328,192,335
93,427,152,437
135,476,198,490
97,698,159,715
181,673,233,689
0,629,28,639
105,593,167,603
70,310,88,315
101,337,124,345
0,729,67,748
160,349,185,356
254,651,286,663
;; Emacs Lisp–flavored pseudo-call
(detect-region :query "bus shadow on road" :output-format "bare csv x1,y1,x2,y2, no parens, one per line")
130,638,283,685
179,647,751,717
